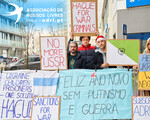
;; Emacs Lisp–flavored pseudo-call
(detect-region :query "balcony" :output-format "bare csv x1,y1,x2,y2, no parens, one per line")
0,23,26,36
0,39,26,49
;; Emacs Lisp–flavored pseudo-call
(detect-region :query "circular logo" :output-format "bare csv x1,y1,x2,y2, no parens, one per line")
118,48,125,55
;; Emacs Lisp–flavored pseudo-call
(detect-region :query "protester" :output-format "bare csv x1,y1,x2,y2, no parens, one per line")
133,38,150,96
78,33,99,69
91,35,110,69
143,38,150,53
67,32,99,69
142,38,150,96
68,41,85,69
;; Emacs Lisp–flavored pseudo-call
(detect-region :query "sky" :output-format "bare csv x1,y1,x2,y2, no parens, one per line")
24,0,67,33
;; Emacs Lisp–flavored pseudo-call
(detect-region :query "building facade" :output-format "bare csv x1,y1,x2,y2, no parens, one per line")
101,0,150,52
0,0,27,58
28,29,43,55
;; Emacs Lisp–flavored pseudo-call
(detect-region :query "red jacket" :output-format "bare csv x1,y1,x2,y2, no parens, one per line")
78,44,95,69
78,44,95,51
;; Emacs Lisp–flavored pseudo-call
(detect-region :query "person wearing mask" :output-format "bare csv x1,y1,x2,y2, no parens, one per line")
68,41,85,69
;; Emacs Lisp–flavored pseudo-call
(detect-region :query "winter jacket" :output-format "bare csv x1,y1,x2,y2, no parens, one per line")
91,51,116,69
78,44,95,69
91,51,104,69
67,51,85,69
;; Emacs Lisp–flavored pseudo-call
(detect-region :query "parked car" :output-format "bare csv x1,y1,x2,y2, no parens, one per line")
5,55,40,70
3,57,12,65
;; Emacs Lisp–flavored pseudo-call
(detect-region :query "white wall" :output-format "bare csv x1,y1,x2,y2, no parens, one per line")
117,6,150,39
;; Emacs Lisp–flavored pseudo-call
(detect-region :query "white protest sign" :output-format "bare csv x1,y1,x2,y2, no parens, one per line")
132,96,150,120
0,71,34,119
71,0,98,36
40,36,67,70
30,96,60,120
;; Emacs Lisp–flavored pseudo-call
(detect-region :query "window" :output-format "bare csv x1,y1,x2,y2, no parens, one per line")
2,33,7,39
28,57,34,62
1,18,7,24
9,20,13,26
34,57,40,61
0,32,2,39
10,34,14,41
16,36,22,42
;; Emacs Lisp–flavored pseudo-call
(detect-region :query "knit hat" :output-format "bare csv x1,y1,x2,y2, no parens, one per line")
95,35,105,42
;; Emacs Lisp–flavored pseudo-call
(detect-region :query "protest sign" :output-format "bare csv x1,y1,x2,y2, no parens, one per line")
106,39,140,66
30,96,60,120
33,71,59,96
71,0,98,36
138,54,150,90
139,54,150,72
57,69,133,119
40,36,67,70
132,96,150,120
138,71,150,90
0,71,34,119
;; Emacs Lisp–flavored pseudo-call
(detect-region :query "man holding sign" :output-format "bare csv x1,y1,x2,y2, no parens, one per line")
68,41,85,69
67,32,99,69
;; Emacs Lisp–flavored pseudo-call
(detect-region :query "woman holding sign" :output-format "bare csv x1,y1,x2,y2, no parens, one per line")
143,38,150,53
134,38,150,96
143,38,150,96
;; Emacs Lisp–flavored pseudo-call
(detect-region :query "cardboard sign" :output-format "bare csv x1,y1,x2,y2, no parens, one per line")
139,54,150,72
138,54,150,90
0,71,34,119
40,36,67,70
132,96,150,120
57,69,133,119
30,96,61,120
71,0,98,36
138,71,150,90
106,39,140,66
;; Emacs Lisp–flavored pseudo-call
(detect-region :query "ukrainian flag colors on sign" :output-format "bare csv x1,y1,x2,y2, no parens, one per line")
106,39,140,66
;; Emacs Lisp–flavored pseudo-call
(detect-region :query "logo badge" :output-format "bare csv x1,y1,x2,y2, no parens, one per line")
3,3,23,24
118,48,125,56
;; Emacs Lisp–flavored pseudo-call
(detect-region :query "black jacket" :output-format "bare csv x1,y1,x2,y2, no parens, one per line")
67,52,85,69
91,51,116,69
91,52,104,69
78,44,95,69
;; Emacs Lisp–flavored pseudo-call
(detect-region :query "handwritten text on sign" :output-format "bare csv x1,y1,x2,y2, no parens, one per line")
57,69,133,119
31,96,60,120
72,2,96,33
41,37,67,70
139,54,150,72
0,71,34,119
138,54,150,90
138,71,150,90
132,97,150,120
